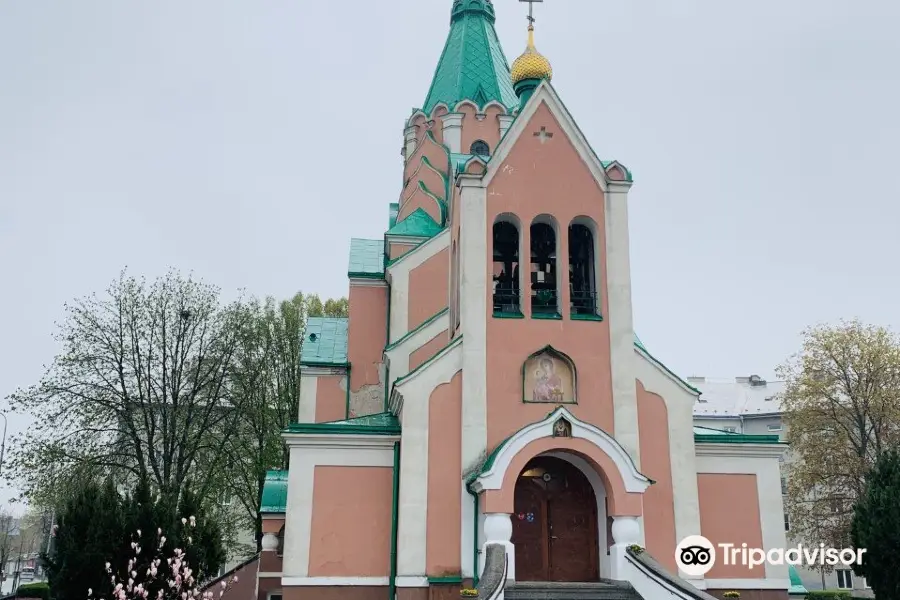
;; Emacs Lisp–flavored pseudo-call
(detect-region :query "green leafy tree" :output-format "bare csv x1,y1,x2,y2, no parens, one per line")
224,292,348,550
778,320,900,562
42,480,125,600
851,449,900,599
6,270,252,546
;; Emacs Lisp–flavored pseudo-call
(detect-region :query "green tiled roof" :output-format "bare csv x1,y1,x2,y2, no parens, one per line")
387,208,442,238
285,412,401,436
260,470,288,514
389,203,399,229
788,565,808,596
300,317,348,365
421,0,518,114
348,238,385,279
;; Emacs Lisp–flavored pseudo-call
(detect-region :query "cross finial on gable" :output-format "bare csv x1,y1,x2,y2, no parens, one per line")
534,126,553,144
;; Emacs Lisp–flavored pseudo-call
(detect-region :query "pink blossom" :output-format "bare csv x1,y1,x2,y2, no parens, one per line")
158,528,162,536
88,588,93,596
137,529,142,537
218,592,224,599
131,571,137,578
220,581,227,589
106,562,111,570
232,576,238,583
181,518,187,525
189,516,196,527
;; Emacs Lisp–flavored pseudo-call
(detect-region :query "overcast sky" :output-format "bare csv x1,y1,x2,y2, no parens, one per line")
1,0,898,505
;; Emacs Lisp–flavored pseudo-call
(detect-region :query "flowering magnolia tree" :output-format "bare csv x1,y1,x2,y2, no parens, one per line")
89,518,237,600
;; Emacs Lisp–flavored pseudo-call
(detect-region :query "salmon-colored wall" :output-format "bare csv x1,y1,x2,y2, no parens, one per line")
315,375,346,423
308,466,393,577
400,158,446,209
404,127,448,187
389,242,417,260
459,103,503,156
484,101,612,448
636,381,677,572
409,248,449,331
348,284,387,391
409,330,450,372
697,473,765,579
397,185,444,226
426,372,463,575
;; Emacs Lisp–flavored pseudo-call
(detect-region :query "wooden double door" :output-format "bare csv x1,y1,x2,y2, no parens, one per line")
511,457,599,582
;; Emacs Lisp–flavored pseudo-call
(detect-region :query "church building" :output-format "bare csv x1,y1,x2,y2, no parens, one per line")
255,2,790,599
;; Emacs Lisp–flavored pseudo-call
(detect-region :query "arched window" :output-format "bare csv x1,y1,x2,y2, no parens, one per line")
530,219,558,316
568,221,597,316
492,218,520,315
470,139,490,156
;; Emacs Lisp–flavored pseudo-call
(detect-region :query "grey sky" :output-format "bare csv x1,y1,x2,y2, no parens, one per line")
1,0,898,504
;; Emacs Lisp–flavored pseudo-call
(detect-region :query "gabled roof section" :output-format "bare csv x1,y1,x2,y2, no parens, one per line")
260,470,288,514
421,0,518,114
285,412,401,436
348,238,385,279
300,317,348,366
483,81,633,189
387,208,442,238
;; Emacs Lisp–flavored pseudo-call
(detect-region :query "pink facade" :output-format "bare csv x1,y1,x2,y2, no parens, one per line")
274,5,789,600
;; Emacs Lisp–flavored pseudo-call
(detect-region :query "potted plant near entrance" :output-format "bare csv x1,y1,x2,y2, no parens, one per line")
460,588,479,599
723,592,740,599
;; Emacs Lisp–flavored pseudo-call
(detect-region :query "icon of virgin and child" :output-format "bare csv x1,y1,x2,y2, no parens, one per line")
529,353,570,404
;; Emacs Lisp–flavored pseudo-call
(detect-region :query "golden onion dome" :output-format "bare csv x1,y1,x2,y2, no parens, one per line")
510,25,552,85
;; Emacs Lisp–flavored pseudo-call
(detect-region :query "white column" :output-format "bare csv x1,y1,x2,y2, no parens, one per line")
458,177,488,476
609,516,641,581
397,380,430,578
404,125,418,159
442,113,465,154
604,180,640,467
498,115,515,140
481,513,515,582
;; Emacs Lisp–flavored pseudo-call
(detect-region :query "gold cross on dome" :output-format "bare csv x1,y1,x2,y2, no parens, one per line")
519,0,543,25
534,126,553,143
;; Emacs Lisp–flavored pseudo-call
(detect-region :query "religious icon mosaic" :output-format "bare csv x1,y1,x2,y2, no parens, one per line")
523,349,575,404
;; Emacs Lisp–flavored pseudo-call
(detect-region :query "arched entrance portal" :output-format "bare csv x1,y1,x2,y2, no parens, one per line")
512,456,599,582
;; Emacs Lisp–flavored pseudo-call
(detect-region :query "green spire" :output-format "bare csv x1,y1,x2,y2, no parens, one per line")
421,0,518,114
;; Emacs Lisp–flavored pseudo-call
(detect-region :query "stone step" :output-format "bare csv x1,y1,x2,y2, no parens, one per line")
505,581,642,600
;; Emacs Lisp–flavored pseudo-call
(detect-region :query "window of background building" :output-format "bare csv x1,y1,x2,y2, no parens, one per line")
837,569,853,589
768,423,783,432
783,512,790,531
724,426,736,433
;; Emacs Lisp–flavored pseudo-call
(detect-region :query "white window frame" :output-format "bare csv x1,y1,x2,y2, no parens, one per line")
723,426,737,433
768,423,783,432
836,569,853,590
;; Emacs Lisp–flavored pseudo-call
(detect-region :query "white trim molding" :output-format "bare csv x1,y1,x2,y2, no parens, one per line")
386,228,450,343
483,81,610,192
395,576,430,588
349,278,388,288
281,577,389,587
280,437,398,579
393,338,463,580
703,579,790,590
695,449,789,582
258,572,282,579
384,310,450,382
470,407,651,494
635,351,703,578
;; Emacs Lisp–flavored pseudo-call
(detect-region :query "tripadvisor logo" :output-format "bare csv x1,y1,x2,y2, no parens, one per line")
675,535,866,577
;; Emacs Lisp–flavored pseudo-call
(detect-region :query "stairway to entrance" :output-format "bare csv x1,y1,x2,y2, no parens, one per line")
505,581,643,600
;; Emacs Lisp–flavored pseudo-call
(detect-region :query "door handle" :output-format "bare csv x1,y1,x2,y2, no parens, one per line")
551,536,558,539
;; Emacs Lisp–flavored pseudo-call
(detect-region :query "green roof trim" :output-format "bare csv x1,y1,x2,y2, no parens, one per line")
387,207,442,239
393,335,462,390
601,160,634,182
634,337,701,395
385,308,449,352
348,238,385,279
693,424,784,445
788,565,808,596
300,317,349,365
421,0,518,114
416,181,448,226
285,412,401,436
389,203,399,229
260,470,288,514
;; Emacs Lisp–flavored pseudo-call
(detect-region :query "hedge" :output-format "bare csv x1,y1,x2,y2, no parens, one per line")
16,582,50,600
